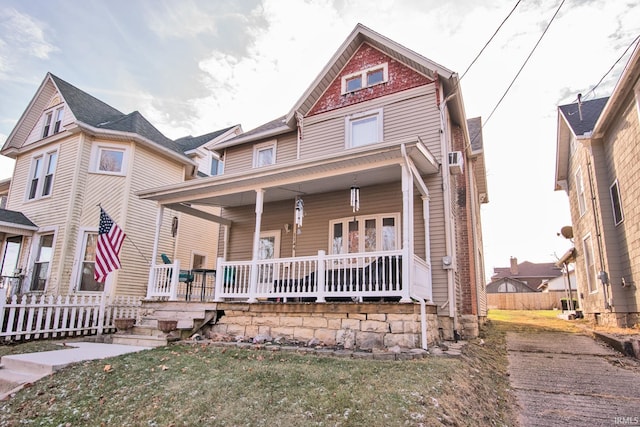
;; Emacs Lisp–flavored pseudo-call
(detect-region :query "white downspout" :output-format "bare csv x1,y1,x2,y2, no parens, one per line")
439,92,458,332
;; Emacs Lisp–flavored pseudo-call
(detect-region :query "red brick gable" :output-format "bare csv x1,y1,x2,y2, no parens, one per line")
308,43,433,116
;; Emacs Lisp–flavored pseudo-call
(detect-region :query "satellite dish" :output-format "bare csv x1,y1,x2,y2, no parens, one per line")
560,226,573,239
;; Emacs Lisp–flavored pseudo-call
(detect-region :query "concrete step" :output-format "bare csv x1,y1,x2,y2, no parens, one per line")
111,334,173,348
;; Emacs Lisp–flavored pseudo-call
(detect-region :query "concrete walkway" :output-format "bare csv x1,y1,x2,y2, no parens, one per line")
507,331,640,426
0,342,151,399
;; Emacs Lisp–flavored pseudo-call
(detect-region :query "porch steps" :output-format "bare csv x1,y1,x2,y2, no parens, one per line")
111,325,176,348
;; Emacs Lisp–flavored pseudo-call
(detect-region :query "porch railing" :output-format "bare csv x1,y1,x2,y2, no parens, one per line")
215,250,422,302
146,262,216,301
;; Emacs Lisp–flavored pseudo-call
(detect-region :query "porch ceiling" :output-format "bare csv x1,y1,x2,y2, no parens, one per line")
138,140,439,208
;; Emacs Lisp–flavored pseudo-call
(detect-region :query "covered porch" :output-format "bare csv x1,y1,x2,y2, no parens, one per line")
140,138,439,306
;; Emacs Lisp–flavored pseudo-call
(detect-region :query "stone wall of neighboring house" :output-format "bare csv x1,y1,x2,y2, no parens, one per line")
208,302,440,350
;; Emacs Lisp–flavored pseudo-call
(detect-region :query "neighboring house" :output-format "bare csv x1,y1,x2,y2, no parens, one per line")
0,73,239,299
554,41,640,327
137,24,489,341
490,257,563,291
486,277,538,294
0,178,9,208
538,271,576,293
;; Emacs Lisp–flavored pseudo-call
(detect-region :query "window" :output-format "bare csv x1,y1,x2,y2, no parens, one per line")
345,108,383,148
341,63,389,94
330,214,399,254
41,107,64,138
76,231,104,292
497,282,516,293
610,180,624,225
575,167,587,216
583,234,597,293
192,253,206,269
253,141,276,168
346,76,362,92
31,234,54,291
90,143,129,175
27,150,57,200
210,153,224,176
42,112,52,138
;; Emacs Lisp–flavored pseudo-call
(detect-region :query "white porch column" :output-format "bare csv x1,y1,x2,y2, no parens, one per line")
422,195,433,302
146,204,164,298
400,163,413,303
248,189,264,303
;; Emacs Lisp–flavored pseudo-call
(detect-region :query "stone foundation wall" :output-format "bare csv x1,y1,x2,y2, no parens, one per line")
591,312,640,328
210,302,439,350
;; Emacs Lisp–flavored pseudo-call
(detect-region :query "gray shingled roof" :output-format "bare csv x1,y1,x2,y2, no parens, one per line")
0,208,37,228
174,126,237,152
50,74,123,127
559,97,609,137
50,74,187,156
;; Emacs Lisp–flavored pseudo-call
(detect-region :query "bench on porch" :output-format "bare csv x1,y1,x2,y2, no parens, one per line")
273,255,402,301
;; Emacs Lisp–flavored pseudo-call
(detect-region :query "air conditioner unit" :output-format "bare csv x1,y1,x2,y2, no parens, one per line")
448,151,464,175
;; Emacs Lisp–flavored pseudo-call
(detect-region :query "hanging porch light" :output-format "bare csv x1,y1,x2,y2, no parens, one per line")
295,196,304,228
350,185,360,213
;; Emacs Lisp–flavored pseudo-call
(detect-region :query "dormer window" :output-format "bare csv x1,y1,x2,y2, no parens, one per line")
41,107,64,138
341,63,389,94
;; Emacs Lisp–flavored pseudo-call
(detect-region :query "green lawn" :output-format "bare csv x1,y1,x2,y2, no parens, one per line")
0,326,518,426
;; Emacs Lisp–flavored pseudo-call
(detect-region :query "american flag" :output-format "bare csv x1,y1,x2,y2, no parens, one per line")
95,207,126,283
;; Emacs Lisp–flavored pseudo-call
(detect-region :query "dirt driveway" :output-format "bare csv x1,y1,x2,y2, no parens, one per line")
507,331,640,426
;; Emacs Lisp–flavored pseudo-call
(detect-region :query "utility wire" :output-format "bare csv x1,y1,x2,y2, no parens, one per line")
466,0,565,149
459,0,522,82
576,34,640,103
483,0,565,128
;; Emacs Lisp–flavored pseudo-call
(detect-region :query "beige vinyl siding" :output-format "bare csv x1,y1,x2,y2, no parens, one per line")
302,85,440,161
10,81,57,149
116,144,186,296
7,135,83,295
174,204,221,270
222,133,298,175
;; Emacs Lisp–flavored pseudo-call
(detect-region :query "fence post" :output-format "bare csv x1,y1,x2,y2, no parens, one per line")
97,293,107,335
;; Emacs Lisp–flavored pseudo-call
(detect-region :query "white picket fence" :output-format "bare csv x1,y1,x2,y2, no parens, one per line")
0,288,141,342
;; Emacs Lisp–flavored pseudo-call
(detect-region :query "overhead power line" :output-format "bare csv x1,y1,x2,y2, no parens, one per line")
459,0,522,82
578,34,640,102
483,0,566,128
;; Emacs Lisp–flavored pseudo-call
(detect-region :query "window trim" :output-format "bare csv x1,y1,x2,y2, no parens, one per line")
71,227,107,293
89,142,129,176
341,63,389,94
345,108,384,148
209,152,224,176
253,140,277,168
26,148,58,201
41,106,64,139
328,213,400,255
609,179,624,226
28,228,57,293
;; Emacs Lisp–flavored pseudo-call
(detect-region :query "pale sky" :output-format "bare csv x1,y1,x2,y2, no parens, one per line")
0,0,638,280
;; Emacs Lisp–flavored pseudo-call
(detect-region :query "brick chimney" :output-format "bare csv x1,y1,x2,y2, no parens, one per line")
510,257,519,275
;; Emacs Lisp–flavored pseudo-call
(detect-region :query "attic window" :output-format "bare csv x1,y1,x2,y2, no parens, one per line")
41,107,64,138
341,63,389,94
